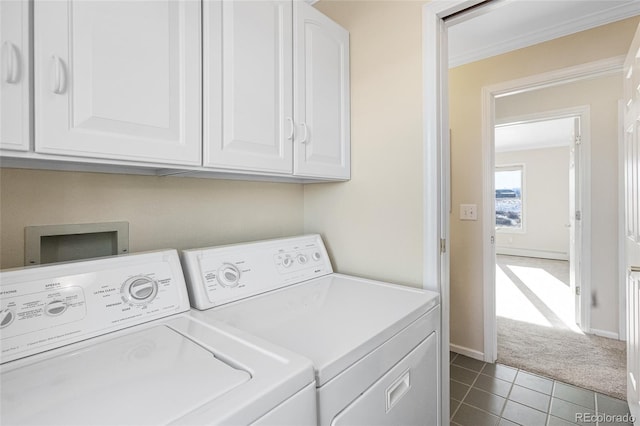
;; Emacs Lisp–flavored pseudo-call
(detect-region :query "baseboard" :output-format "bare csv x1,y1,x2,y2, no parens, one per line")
496,247,569,261
589,328,621,340
450,343,485,361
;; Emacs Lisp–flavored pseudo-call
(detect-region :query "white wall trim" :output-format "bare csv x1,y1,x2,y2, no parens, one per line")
423,1,485,423
496,247,569,261
450,344,485,362
590,328,620,340
491,56,624,98
482,64,612,362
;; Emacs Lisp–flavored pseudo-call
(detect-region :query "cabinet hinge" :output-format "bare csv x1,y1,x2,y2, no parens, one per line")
575,286,581,296
575,210,582,221
575,135,582,145
440,238,446,254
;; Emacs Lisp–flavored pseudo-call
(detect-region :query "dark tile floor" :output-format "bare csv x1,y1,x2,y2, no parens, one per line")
450,352,633,426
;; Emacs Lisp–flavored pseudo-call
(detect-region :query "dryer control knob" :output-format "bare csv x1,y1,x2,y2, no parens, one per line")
282,256,294,268
312,252,322,261
0,308,15,328
217,264,241,288
297,254,308,264
45,300,68,316
122,276,158,305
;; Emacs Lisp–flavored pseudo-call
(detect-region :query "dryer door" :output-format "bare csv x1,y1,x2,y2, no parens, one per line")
331,332,439,426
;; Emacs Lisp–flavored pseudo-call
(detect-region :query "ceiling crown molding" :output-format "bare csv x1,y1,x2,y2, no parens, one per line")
449,2,640,68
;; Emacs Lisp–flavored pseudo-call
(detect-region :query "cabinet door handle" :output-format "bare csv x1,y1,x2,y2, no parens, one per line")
50,55,67,94
2,41,20,84
631,266,640,280
286,117,294,140
300,122,309,144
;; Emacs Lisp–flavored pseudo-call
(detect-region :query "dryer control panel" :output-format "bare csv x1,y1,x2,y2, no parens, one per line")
182,234,333,309
0,250,190,364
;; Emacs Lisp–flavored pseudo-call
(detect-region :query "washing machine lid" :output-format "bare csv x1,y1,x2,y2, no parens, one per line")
200,274,439,386
1,325,250,425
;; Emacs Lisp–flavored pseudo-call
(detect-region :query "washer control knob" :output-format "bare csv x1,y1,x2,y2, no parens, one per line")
312,252,322,261
45,300,68,316
217,263,241,288
297,254,308,264
282,256,294,268
0,308,15,328
122,276,158,305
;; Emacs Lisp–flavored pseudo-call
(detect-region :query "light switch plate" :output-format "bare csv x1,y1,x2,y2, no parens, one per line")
460,204,477,221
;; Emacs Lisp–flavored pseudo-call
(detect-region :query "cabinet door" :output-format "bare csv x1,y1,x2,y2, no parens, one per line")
34,1,201,165
204,0,293,173
294,3,350,179
1,0,30,152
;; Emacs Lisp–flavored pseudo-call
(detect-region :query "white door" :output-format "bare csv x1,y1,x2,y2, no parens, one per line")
293,2,350,179
204,0,293,173
623,23,640,424
34,1,201,166
569,117,582,326
0,0,30,151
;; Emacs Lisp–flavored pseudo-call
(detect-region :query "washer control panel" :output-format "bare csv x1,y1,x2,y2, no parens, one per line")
182,234,333,309
0,250,190,364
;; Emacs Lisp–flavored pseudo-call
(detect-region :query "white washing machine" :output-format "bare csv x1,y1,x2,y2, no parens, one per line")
0,250,316,426
181,235,441,426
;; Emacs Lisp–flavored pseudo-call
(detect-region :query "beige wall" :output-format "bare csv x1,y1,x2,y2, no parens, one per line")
0,169,304,269
495,146,570,258
495,74,623,334
450,19,638,352
304,1,424,288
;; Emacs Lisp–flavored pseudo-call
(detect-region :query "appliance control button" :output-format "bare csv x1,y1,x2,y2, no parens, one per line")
45,300,68,316
297,254,308,264
0,308,15,328
312,252,322,261
129,278,157,300
282,256,294,268
217,264,241,287
122,276,158,305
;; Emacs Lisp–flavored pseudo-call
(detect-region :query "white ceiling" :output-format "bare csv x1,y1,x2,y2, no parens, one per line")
448,0,640,68
494,117,575,152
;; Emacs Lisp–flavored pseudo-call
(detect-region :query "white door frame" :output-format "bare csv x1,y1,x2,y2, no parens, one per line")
486,105,591,362
480,59,625,362
422,1,486,423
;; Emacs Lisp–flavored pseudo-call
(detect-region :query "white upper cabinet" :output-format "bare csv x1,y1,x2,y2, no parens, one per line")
204,0,294,173
34,0,202,166
294,2,350,179
204,0,350,179
1,0,31,152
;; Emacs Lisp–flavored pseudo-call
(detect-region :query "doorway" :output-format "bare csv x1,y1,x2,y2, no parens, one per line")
493,114,584,339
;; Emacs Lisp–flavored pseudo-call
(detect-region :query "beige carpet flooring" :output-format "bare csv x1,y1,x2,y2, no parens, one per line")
496,255,627,400
497,316,627,400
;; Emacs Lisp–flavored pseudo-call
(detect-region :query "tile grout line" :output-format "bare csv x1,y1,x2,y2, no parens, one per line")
451,371,480,420
451,364,486,422
545,380,557,426
497,367,519,423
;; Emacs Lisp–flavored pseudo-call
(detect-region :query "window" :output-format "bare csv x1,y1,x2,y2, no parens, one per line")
495,166,523,230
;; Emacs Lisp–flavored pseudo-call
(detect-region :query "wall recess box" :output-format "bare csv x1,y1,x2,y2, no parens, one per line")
25,222,129,266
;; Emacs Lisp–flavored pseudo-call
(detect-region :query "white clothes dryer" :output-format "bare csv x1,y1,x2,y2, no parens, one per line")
0,250,316,426
181,235,441,426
